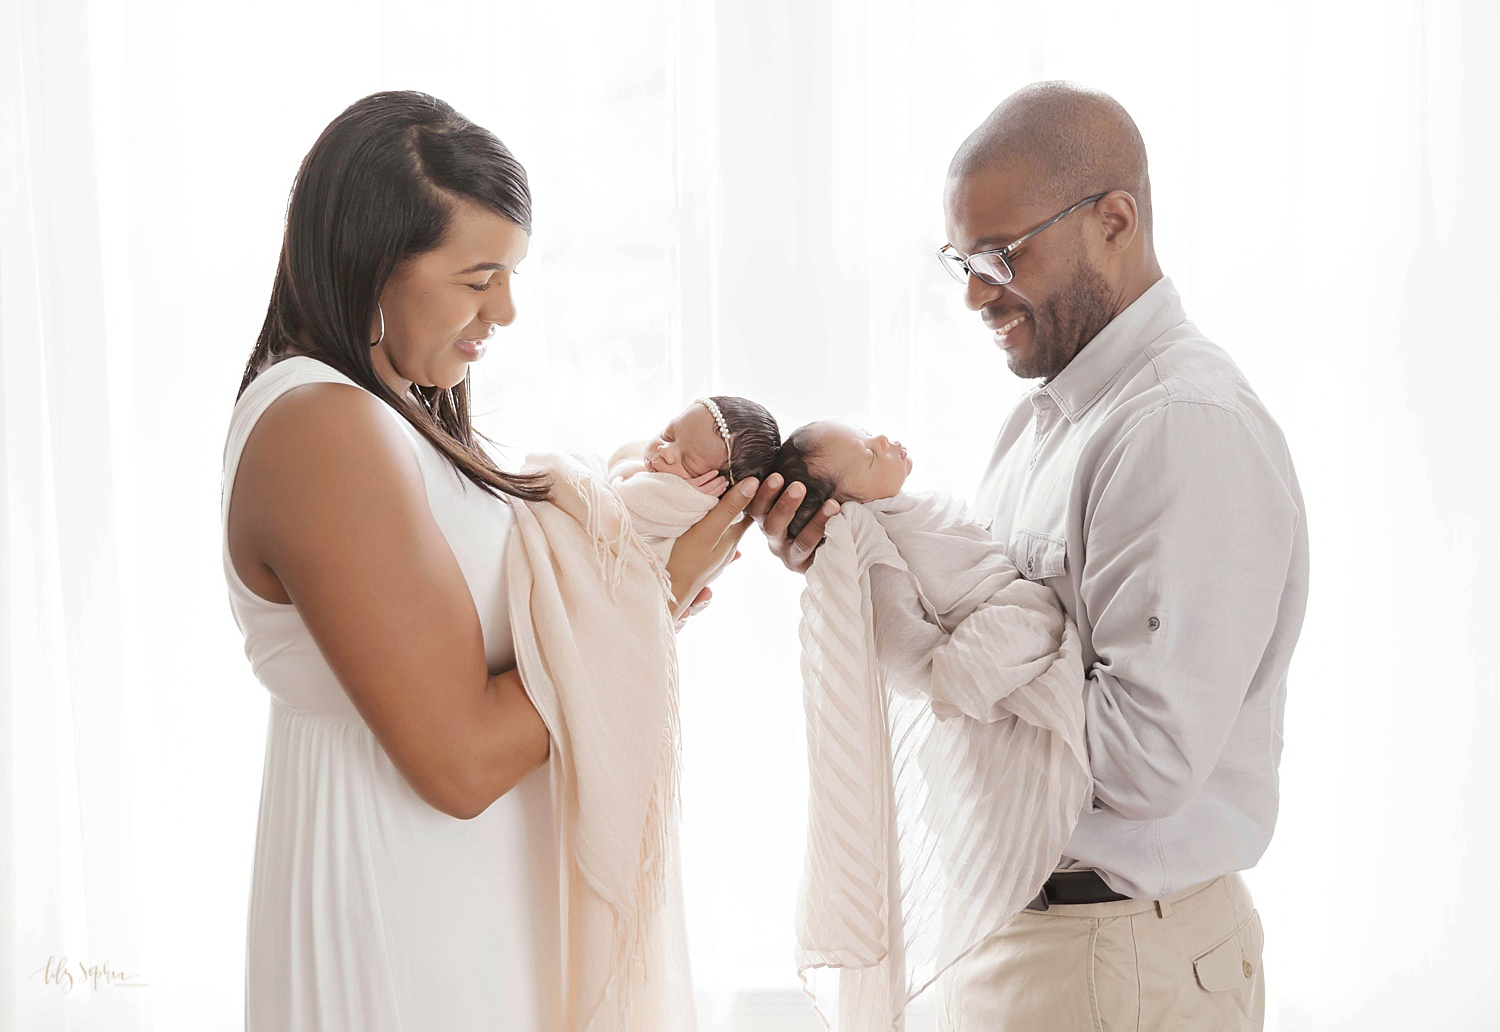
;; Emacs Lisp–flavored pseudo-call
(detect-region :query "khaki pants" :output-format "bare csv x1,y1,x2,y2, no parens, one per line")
936,873,1264,1032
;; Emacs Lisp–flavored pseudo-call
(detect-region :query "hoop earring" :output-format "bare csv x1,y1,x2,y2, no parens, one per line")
370,303,385,348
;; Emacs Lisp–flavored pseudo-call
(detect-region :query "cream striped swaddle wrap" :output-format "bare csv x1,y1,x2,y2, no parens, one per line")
796,492,1090,1030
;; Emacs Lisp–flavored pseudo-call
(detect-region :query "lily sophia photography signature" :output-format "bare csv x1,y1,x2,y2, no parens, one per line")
30,955,149,994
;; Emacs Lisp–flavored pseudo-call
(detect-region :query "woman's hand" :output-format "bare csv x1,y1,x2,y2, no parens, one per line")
747,472,839,574
666,477,759,619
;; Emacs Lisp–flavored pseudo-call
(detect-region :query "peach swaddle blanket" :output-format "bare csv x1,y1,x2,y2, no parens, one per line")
507,452,697,1031
606,457,718,568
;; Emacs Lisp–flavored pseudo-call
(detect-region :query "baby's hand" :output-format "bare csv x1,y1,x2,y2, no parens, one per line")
689,469,729,497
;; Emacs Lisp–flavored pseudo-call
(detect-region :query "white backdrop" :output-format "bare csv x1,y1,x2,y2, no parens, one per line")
3,0,1498,1029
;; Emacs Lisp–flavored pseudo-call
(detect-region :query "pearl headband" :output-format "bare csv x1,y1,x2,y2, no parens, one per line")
695,397,735,485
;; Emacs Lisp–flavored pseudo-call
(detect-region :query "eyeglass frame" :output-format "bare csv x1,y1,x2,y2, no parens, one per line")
937,192,1110,287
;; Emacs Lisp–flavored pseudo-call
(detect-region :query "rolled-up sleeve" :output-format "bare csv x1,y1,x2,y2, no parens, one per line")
1078,399,1301,821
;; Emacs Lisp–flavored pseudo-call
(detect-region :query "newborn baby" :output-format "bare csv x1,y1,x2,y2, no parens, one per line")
772,418,1088,1031
609,396,781,565
770,419,913,535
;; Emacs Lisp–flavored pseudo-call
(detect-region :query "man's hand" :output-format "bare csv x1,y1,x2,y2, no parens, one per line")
666,478,758,619
747,472,839,574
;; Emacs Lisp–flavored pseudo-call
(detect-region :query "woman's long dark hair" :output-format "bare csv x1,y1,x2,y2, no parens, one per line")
238,90,548,501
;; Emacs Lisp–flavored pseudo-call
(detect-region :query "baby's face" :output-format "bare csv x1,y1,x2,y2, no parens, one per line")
809,421,912,502
643,403,728,480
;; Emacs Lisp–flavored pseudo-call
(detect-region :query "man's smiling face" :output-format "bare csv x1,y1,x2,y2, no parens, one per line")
943,161,1117,382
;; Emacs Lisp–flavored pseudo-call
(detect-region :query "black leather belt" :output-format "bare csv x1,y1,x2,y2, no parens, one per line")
1025,870,1132,911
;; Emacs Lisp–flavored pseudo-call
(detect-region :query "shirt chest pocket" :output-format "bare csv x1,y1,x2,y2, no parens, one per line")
1009,528,1067,582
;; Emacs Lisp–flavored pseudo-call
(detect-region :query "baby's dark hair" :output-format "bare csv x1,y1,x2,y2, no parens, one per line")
770,423,838,539
712,395,781,485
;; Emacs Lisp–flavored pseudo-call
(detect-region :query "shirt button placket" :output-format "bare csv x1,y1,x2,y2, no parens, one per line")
1029,393,1053,470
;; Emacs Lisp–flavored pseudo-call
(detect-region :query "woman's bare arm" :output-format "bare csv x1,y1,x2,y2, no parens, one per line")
664,478,758,619
231,383,549,819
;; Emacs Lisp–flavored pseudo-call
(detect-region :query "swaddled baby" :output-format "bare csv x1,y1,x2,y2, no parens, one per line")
503,397,775,1027
609,397,781,566
772,419,1089,1032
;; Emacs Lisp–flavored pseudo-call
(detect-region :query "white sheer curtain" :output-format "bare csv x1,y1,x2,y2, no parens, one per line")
2,0,152,1027
2,1,1496,1030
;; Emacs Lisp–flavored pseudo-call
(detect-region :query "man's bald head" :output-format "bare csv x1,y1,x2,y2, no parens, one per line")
950,81,1153,237
942,83,1165,381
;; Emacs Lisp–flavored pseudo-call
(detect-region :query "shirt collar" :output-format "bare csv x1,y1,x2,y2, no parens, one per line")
1033,276,1186,422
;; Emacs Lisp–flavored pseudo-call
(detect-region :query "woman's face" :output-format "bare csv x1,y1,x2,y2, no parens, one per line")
811,421,912,502
372,198,530,394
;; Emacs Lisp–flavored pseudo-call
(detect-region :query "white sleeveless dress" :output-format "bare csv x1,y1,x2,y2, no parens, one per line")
221,356,560,1031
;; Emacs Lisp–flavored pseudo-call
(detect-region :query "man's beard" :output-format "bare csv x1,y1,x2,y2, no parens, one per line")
1011,261,1118,381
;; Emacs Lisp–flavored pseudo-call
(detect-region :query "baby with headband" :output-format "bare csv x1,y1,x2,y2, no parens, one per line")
609,396,782,566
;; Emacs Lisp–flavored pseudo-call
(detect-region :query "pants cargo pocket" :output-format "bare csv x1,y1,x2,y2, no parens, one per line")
1192,909,1264,993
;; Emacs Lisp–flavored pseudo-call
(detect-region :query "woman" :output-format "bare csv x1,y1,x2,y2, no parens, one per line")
222,91,750,1030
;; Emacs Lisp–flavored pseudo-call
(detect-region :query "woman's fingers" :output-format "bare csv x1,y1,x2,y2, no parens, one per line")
695,477,759,542
673,587,713,633
687,586,713,618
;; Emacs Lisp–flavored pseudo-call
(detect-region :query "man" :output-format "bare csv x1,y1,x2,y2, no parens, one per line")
751,82,1308,1031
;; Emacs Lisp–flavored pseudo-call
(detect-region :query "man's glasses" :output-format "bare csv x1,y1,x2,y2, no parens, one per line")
937,193,1108,287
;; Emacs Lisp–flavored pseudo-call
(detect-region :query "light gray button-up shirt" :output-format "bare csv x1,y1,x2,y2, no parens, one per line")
977,276,1309,899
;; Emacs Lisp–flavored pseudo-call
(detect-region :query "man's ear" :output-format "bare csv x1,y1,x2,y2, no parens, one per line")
1095,190,1139,253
